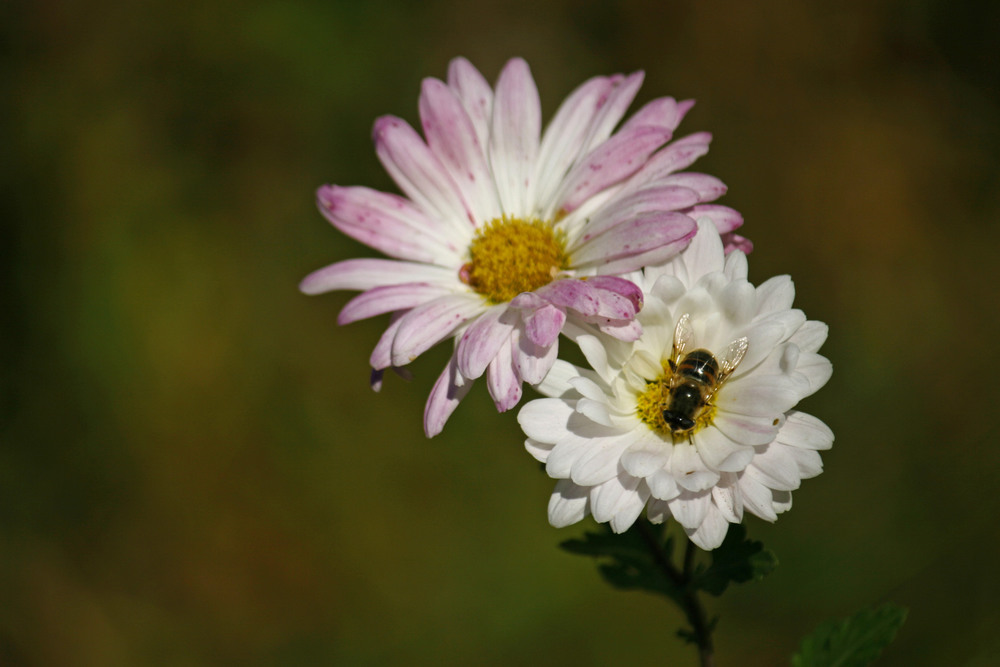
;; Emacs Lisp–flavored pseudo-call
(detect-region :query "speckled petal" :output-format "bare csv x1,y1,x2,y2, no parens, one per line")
419,77,500,223
486,338,522,411
424,355,473,437
299,258,456,295
490,58,540,216
373,115,473,232
391,295,485,367
317,185,462,264
455,304,515,379
446,57,493,150
338,283,456,325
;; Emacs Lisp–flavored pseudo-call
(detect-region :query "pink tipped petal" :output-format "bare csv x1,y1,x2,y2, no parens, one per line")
619,96,681,134
657,172,728,202
390,294,485,367
455,304,516,379
369,312,407,370
722,233,753,255
687,204,744,234
579,184,704,243
487,339,522,411
557,125,673,212
338,283,456,325
523,304,566,347
514,330,558,385
595,317,643,341
579,71,645,152
508,291,550,312
534,278,638,320
581,276,644,313
490,58,541,215
572,212,698,269
424,355,474,437
373,116,473,231
636,132,712,180
621,96,694,135
533,76,619,206
419,78,500,222
317,185,461,264
592,242,693,277
299,258,455,295
446,57,493,150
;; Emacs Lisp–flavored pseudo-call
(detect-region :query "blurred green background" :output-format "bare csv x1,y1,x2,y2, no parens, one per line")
3,0,999,665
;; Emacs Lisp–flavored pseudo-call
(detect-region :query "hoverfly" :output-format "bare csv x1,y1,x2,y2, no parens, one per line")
661,313,748,436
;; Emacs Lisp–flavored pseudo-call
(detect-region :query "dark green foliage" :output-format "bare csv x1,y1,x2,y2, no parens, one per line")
561,520,684,604
792,604,908,667
561,521,777,601
691,524,779,596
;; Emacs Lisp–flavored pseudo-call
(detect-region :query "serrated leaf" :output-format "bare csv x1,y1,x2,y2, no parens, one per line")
560,522,685,604
791,603,908,667
692,524,778,596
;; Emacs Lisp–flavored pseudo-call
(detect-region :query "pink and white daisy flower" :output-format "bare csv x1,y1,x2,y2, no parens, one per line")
301,57,746,436
518,221,832,549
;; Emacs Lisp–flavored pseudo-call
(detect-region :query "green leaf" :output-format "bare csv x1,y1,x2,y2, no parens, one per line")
560,522,685,605
792,603,908,667
691,524,778,596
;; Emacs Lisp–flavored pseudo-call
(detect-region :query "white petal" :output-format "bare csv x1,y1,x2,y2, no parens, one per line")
795,352,833,396
777,411,834,450
568,375,611,402
693,427,755,472
575,397,615,427
716,374,801,418
545,420,621,477
535,360,585,398
490,58,540,216
789,447,824,479
755,275,795,314
548,479,590,527
570,432,633,486
646,498,672,524
669,490,711,530
772,490,793,514
647,468,680,501
620,439,671,477
517,398,574,443
789,320,829,353
685,504,731,550
738,474,778,522
670,441,721,491
712,410,781,447
525,437,554,463
746,443,802,492
712,474,744,523
591,473,644,526
722,249,749,281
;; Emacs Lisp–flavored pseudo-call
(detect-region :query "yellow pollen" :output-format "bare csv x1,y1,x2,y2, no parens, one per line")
462,216,568,304
634,361,717,440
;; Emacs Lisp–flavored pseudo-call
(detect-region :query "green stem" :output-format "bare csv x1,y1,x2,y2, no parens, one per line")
636,522,715,667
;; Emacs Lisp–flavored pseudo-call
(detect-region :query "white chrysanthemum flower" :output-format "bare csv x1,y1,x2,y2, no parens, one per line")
518,221,832,549
301,57,749,437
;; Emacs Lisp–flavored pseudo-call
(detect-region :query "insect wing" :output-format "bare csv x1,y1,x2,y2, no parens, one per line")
671,313,693,362
717,337,749,379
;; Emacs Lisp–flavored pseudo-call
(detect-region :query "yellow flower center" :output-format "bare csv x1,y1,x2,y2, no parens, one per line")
634,361,717,440
461,216,569,304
